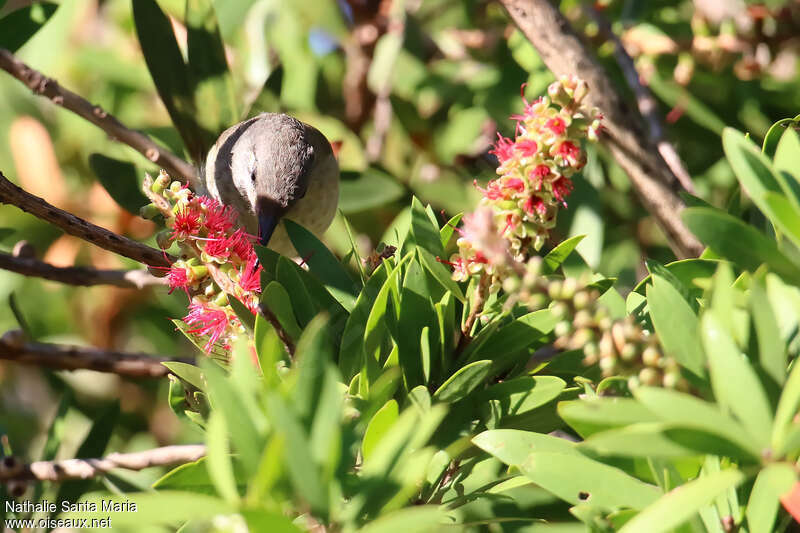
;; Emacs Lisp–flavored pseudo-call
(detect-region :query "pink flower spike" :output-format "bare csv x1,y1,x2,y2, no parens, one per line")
229,228,256,261
504,177,525,193
238,254,262,294
515,139,539,158
556,141,581,163
552,178,574,206
489,133,515,164
524,195,548,216
202,235,232,261
184,302,230,352
204,203,236,236
167,266,190,295
530,164,551,189
545,117,567,135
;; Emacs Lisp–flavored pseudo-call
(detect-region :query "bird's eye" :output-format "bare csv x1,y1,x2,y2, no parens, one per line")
250,170,256,183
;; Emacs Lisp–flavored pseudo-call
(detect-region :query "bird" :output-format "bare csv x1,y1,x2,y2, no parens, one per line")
195,112,340,256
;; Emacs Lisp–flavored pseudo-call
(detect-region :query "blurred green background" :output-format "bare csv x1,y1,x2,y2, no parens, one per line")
1,0,798,495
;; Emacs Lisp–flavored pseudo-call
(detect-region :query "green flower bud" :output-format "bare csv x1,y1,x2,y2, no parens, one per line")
169,181,183,193
548,280,563,300
503,276,521,293
156,230,173,250
573,309,593,329
642,346,661,367
214,292,229,306
620,343,638,362
599,356,617,374
573,290,591,310
139,203,160,220
583,342,599,364
554,320,573,338
550,301,569,320
638,367,660,386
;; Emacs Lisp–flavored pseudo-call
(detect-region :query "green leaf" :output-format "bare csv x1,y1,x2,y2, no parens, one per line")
362,399,399,461
558,399,655,438
133,0,203,161
60,491,234,526
88,154,149,215
646,276,705,379
749,278,786,386
406,197,444,257
162,361,206,391
309,366,343,482
633,387,760,461
580,424,707,457
418,248,465,302
433,360,492,402
762,191,800,249
205,411,239,503
185,0,238,145
520,452,662,509
773,355,800,455
773,127,800,203
723,128,785,220
339,262,390,381
439,213,462,248
201,360,264,473
285,219,358,311
260,281,303,341
292,314,337,426
543,235,586,273
762,117,800,159
701,312,773,450
479,376,565,417
276,256,317,326
746,464,797,533
339,169,405,214
467,310,556,370
240,510,303,533
619,469,745,533
682,207,800,285
357,506,443,533
473,430,579,466
0,2,58,52
397,256,437,388
265,392,328,517
228,296,255,334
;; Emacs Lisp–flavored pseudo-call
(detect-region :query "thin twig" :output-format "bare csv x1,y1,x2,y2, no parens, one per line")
258,303,296,357
0,48,196,184
0,171,174,267
0,251,167,288
585,7,695,193
0,330,192,378
499,0,702,259
0,445,206,483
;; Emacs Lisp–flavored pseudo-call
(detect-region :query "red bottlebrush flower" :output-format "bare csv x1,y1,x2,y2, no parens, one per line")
172,208,201,241
229,228,256,261
552,177,574,206
545,117,567,135
556,141,581,162
204,203,236,236
489,133,515,164
512,96,545,122
167,266,190,295
238,254,262,294
203,235,232,261
504,177,525,193
476,179,507,201
514,139,538,158
184,302,230,352
524,195,547,216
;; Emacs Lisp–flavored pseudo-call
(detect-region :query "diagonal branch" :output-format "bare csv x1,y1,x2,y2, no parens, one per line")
499,0,703,259
0,251,167,289
0,48,196,184
0,330,192,378
584,6,695,194
0,445,206,483
0,170,175,268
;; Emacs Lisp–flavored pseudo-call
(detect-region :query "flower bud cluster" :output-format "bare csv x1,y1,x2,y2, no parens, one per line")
141,171,262,353
478,75,602,254
528,270,688,392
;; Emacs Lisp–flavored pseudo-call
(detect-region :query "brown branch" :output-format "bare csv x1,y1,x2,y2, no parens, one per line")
0,171,174,268
0,251,167,289
0,330,193,378
0,48,196,184
0,445,206,483
585,7,695,194
499,0,703,259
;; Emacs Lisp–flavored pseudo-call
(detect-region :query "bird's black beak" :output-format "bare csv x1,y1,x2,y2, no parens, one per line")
256,197,282,246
